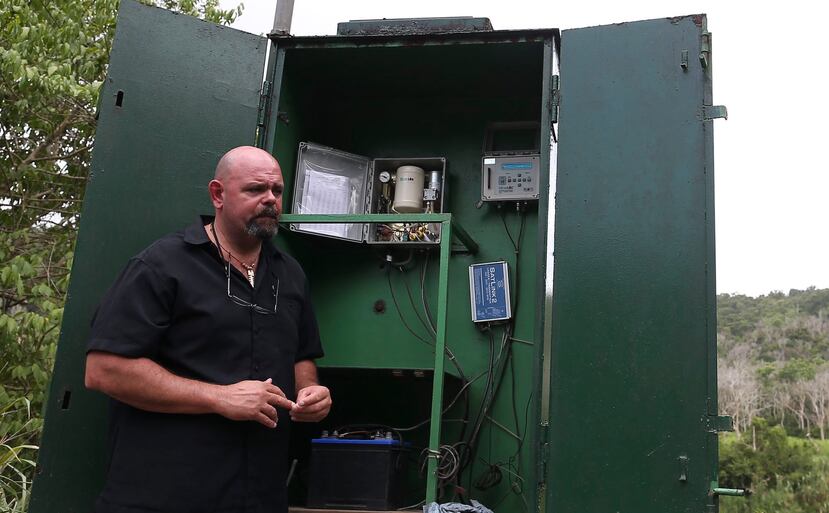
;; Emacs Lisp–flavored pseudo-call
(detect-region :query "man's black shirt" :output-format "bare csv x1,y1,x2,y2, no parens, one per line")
88,216,323,513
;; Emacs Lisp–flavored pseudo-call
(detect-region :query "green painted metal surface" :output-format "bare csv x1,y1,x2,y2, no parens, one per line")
30,4,723,512
281,213,461,502
268,35,552,511
29,2,267,511
549,14,718,513
427,219,452,503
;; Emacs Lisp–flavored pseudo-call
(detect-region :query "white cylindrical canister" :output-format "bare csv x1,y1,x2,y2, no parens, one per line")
393,165,425,213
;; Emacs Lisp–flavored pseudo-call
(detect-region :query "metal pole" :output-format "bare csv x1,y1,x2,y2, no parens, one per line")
272,0,294,35
425,218,452,504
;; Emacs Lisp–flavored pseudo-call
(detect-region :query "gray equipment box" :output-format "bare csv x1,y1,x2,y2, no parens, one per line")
291,142,447,245
481,154,541,201
480,121,541,201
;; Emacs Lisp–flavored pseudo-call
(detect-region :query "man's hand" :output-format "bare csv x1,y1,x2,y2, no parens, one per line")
85,353,296,428
290,385,331,422
216,378,296,428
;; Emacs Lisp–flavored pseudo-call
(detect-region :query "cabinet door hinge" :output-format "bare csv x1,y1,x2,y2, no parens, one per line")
550,75,561,124
537,423,550,483
699,32,712,68
255,80,272,148
703,414,733,433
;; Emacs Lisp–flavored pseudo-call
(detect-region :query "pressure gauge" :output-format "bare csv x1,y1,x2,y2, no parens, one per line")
379,171,391,183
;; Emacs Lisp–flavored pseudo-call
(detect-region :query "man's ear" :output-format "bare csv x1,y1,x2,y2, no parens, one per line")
208,180,224,209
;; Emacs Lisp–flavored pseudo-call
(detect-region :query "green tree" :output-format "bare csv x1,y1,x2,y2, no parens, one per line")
720,418,814,491
0,1,242,509
719,419,829,513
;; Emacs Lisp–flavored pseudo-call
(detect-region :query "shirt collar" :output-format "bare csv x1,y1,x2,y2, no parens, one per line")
184,215,283,259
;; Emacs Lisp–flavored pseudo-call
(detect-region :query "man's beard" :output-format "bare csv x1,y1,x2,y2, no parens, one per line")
246,205,280,239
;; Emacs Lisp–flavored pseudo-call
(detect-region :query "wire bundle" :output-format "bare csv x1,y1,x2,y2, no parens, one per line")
380,205,530,507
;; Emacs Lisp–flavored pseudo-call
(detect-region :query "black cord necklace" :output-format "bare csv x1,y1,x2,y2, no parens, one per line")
210,221,256,286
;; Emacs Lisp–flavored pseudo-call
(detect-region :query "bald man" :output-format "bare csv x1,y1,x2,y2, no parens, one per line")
85,146,331,513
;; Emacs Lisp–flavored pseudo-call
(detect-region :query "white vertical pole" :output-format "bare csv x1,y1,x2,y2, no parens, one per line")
272,0,294,34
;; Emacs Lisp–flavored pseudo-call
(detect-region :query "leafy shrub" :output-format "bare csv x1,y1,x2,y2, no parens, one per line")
720,418,829,513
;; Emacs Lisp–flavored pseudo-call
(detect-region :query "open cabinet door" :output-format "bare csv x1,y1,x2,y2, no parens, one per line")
30,2,267,511
548,15,722,513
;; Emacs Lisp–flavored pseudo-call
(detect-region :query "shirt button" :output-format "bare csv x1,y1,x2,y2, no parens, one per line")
253,364,260,372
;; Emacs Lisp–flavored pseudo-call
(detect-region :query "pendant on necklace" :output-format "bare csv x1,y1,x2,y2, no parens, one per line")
242,264,255,286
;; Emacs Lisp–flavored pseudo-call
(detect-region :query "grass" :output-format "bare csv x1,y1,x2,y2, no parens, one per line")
0,398,40,513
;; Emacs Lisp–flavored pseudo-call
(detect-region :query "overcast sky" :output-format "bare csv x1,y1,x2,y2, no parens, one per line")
221,0,829,297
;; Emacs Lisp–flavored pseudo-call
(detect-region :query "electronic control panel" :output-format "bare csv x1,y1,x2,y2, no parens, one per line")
481,155,540,201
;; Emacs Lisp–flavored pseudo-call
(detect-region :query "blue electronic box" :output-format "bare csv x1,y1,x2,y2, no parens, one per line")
468,261,512,322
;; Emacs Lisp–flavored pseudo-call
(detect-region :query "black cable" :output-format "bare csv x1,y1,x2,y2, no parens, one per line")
473,210,532,505
491,461,529,513
510,210,526,325
468,329,496,444
473,331,509,435
459,327,501,489
474,463,502,490
461,207,530,500
509,346,522,446
399,265,435,337
421,254,436,332
388,255,474,494
386,267,432,346
462,324,520,489
331,423,406,448
414,252,471,442
486,393,534,512
391,372,484,432
499,208,517,250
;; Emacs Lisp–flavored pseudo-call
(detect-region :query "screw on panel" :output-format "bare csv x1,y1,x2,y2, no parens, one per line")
681,50,689,70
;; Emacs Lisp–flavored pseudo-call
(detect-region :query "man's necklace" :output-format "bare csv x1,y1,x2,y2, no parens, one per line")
210,222,257,286
228,252,256,286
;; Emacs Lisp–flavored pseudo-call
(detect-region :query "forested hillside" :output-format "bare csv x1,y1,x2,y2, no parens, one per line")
717,288,829,512
718,287,829,438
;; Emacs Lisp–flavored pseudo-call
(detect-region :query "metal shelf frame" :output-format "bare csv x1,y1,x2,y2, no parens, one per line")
280,213,476,503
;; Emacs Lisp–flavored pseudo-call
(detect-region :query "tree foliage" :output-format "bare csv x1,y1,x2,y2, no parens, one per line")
718,289,829,438
0,1,241,508
719,419,829,513
717,289,829,512
720,418,815,490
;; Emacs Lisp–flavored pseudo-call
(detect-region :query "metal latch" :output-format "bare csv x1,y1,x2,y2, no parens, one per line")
703,105,728,121
678,455,689,482
710,481,747,497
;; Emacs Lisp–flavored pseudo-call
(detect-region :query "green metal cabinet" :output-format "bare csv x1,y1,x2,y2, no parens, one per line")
30,2,725,512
